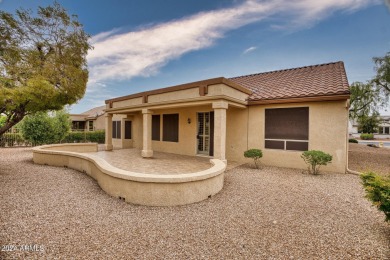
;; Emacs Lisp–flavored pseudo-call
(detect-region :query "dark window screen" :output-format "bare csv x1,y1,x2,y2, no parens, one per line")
112,121,117,139
125,121,132,139
386,127,390,134
265,107,309,140
286,141,308,151
265,140,284,149
163,114,179,142
116,121,121,139
152,115,160,141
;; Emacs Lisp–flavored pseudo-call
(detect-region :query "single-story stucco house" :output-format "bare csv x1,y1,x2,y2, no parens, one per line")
70,105,106,131
104,61,350,173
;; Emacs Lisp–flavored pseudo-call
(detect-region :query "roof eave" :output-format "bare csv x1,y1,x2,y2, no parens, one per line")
247,94,350,105
105,77,252,104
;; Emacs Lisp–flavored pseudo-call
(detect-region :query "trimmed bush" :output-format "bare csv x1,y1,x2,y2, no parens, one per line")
244,149,263,169
63,130,105,144
361,172,390,222
360,133,374,140
301,150,332,175
349,138,358,143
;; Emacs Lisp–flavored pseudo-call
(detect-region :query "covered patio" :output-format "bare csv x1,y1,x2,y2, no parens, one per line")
91,147,241,174
103,77,251,163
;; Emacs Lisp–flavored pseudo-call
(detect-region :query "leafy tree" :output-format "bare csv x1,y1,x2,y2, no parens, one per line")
0,115,6,128
20,110,71,145
349,82,384,119
0,2,91,136
357,113,380,134
373,51,390,94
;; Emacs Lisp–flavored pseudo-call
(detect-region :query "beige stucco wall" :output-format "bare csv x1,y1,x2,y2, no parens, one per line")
32,144,226,206
226,100,348,173
108,98,348,173
148,88,200,103
112,97,143,108
207,84,249,102
94,115,106,131
144,106,212,155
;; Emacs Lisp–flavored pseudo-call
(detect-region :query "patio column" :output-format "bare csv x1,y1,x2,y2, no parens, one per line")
105,113,113,151
213,101,228,163
142,109,153,158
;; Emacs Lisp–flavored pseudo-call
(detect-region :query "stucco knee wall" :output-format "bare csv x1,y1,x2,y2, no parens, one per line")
32,144,226,206
226,101,348,173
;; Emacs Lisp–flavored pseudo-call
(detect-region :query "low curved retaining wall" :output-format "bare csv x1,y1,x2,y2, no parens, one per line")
32,143,226,206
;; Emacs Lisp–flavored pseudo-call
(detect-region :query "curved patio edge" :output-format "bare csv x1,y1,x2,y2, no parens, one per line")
32,143,226,206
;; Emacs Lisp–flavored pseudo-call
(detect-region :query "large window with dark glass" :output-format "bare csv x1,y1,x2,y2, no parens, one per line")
112,121,121,139
265,107,309,151
125,121,132,139
152,115,161,141
163,114,179,142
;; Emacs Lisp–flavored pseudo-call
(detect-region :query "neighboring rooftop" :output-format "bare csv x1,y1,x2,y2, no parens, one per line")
229,61,350,101
70,105,105,119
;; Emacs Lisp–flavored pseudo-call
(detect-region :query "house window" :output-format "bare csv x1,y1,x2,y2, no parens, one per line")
125,121,132,139
88,121,94,131
112,121,121,139
379,126,383,134
163,114,179,142
385,127,390,135
152,115,160,141
265,107,309,151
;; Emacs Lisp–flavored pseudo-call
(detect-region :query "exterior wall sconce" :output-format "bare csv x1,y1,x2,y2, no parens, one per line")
187,118,191,124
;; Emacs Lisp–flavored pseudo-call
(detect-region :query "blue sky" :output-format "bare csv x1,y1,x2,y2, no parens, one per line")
1,0,390,114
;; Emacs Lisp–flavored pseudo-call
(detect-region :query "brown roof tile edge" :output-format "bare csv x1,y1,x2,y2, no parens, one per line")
229,61,347,82
247,94,350,105
105,77,252,104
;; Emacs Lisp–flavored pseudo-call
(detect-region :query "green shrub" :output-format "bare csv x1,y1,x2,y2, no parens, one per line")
361,172,390,222
20,110,71,145
301,150,332,175
349,138,359,143
244,149,263,169
360,133,374,140
63,130,105,144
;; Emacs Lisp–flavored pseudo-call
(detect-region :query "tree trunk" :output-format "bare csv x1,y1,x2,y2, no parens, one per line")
0,111,26,136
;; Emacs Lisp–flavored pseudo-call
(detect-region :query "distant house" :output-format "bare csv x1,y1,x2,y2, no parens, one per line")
104,62,350,173
70,106,105,131
350,115,390,138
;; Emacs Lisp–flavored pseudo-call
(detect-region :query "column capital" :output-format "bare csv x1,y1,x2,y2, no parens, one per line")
142,109,153,114
105,113,113,118
212,101,228,109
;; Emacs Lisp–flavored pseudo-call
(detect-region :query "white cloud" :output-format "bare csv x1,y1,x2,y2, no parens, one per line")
87,0,378,91
243,46,257,54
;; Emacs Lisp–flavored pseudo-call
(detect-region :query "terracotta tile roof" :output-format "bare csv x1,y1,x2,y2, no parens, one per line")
229,61,350,101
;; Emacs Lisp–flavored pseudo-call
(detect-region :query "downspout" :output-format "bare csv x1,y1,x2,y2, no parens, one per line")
345,99,360,175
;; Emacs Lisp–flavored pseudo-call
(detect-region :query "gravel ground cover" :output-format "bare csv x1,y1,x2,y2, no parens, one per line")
349,143,390,176
1,148,389,259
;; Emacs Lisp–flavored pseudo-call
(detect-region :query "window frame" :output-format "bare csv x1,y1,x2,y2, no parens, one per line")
112,120,121,139
264,107,309,151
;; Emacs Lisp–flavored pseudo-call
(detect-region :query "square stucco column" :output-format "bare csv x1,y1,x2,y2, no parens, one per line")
212,101,228,163
105,113,113,151
142,109,153,158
